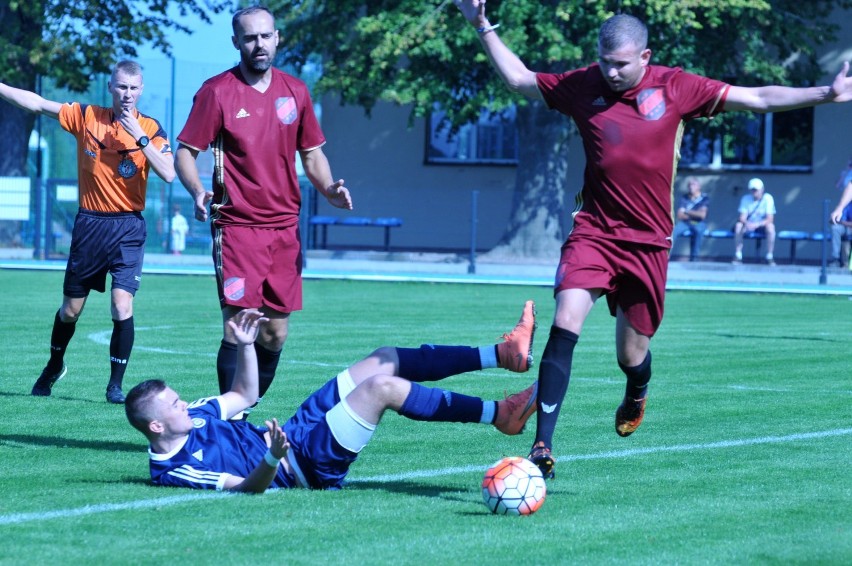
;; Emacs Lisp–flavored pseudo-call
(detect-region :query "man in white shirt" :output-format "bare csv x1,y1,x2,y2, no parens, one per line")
733,178,776,266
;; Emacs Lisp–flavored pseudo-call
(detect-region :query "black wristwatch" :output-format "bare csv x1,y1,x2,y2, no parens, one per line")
136,136,150,148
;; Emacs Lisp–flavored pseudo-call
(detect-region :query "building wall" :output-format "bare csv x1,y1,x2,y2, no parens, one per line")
317,102,517,252
317,19,852,262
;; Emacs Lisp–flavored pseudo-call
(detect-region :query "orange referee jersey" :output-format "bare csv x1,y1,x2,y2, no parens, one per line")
59,102,172,212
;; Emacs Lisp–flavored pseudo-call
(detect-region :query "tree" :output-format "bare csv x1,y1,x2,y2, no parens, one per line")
275,0,851,259
0,0,232,177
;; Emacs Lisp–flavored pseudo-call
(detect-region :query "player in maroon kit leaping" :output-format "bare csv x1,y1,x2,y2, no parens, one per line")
175,6,353,414
455,0,852,478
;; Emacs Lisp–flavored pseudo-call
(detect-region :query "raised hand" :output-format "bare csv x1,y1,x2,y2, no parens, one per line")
265,418,290,460
228,308,269,346
117,108,144,141
453,0,487,25
829,61,852,103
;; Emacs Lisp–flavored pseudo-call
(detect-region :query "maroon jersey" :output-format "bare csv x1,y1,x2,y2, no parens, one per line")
537,64,729,247
178,67,326,228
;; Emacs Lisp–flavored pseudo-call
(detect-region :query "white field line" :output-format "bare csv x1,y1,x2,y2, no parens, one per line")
1,427,849,526
0,492,236,526
353,427,852,483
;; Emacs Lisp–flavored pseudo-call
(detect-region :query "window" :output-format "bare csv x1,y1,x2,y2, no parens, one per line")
426,106,518,165
679,108,813,172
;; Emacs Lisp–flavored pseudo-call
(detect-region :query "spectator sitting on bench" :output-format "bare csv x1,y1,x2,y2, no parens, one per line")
734,177,776,266
671,177,709,262
829,158,852,267
830,167,852,267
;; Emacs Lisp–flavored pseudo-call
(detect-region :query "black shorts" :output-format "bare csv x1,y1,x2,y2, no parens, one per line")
63,209,146,298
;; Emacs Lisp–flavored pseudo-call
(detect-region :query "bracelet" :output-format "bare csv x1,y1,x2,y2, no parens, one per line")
476,23,500,34
263,450,280,468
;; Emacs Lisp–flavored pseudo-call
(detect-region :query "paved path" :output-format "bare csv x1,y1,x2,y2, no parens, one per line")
3,249,850,295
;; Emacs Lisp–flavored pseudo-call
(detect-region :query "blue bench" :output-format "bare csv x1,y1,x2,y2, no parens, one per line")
705,229,838,264
705,229,764,242
777,230,810,264
309,215,403,251
705,229,766,253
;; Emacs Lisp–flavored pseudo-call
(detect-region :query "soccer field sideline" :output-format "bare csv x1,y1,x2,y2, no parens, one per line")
3,426,849,527
4,255,852,296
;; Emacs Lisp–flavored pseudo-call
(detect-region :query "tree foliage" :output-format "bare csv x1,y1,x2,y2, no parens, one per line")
1,0,232,90
278,0,849,124
0,0,232,177
274,0,851,257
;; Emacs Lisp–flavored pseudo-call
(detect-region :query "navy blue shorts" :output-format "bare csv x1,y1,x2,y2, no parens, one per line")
284,375,359,489
63,209,146,298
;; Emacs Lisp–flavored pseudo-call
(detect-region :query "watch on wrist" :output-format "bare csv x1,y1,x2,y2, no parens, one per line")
136,136,150,148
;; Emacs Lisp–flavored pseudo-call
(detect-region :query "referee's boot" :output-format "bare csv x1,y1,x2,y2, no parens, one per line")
106,384,126,404
32,364,68,396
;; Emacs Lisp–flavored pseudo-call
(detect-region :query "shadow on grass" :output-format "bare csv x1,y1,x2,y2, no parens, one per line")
0,389,120,404
0,434,142,452
346,479,570,516
346,480,471,502
715,332,840,342
82,476,153,486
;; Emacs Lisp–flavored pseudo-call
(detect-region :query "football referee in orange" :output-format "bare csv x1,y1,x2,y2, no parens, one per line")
0,60,176,403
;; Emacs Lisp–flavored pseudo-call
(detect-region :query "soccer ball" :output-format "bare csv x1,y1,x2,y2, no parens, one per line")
481,456,547,515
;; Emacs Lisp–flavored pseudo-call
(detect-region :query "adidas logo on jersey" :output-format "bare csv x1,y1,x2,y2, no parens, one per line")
592,96,607,106
236,108,251,118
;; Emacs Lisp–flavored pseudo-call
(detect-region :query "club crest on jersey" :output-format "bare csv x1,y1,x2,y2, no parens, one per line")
276,97,297,125
192,418,206,429
637,88,665,120
223,277,245,301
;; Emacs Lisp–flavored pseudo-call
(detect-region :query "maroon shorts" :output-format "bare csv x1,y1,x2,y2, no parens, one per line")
554,235,669,337
213,223,303,313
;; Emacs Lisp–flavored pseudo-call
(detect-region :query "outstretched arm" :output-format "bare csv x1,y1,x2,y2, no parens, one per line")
831,181,852,224
300,146,353,210
220,309,269,419
724,61,852,113
0,82,62,119
453,0,542,100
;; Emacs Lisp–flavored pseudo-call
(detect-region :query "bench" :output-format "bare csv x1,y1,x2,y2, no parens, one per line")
705,229,766,253
777,230,810,264
309,215,403,251
704,229,845,264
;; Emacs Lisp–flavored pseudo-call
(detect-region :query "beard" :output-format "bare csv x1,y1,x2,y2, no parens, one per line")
242,50,275,74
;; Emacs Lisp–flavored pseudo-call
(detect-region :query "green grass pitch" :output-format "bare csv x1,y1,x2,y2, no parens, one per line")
0,269,850,564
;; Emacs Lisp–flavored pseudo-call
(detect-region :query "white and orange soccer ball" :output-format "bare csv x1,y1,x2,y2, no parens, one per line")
481,456,547,515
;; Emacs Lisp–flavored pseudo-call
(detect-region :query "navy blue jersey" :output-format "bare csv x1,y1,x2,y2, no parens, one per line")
148,397,298,490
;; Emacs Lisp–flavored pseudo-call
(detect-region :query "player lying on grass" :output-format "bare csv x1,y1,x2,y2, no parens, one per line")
125,303,538,492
